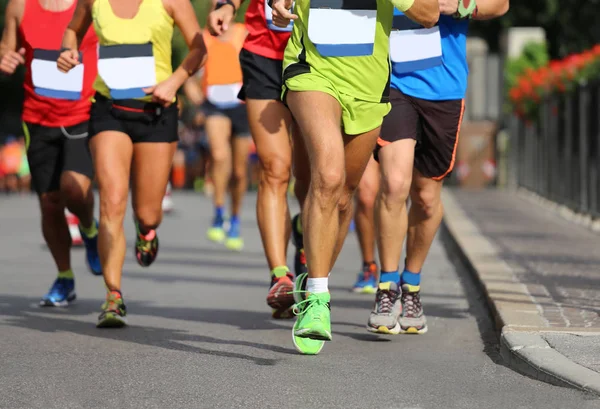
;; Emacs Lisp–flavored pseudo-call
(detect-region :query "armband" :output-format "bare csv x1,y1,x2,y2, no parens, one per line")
453,0,477,19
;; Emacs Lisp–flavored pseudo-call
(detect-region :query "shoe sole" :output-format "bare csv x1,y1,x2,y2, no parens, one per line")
399,325,428,335
97,314,128,328
352,286,377,294
366,322,401,335
40,294,76,308
294,328,332,341
225,240,244,251
292,325,325,355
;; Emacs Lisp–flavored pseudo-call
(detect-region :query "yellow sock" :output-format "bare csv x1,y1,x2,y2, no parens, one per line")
271,266,289,278
79,221,98,238
58,269,74,279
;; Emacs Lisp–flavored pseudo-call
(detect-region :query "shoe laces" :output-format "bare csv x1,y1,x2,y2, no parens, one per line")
402,292,422,318
375,288,399,314
293,294,327,318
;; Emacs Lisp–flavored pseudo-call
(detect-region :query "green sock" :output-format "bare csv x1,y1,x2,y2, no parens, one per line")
58,269,74,279
79,221,98,238
296,215,303,234
271,266,290,278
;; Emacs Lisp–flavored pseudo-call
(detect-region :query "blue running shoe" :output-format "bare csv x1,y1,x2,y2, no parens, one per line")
40,277,76,307
225,218,244,251
352,262,378,294
80,220,102,276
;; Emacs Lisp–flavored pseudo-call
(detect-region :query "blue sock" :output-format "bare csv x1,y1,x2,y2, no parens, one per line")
228,215,240,237
401,268,421,291
380,270,400,284
230,214,239,226
214,206,224,225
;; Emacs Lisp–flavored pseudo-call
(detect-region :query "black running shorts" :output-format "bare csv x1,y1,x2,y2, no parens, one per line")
238,48,284,101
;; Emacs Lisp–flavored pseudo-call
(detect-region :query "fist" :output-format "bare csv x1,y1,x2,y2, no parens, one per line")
272,0,297,28
57,49,80,73
207,5,235,36
439,0,459,15
0,48,25,75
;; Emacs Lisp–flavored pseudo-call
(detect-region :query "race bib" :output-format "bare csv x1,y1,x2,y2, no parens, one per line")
308,0,377,57
31,49,84,100
98,43,156,99
390,10,442,75
206,83,243,109
265,1,294,32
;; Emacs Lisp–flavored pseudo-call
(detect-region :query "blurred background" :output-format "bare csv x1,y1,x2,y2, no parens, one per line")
0,0,599,218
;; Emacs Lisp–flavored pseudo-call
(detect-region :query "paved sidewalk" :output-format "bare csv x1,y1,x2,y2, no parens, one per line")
443,188,600,394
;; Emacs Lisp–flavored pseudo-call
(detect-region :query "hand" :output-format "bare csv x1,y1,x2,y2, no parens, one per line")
0,47,25,75
439,0,459,15
143,78,179,108
57,49,80,73
272,0,297,28
207,5,235,36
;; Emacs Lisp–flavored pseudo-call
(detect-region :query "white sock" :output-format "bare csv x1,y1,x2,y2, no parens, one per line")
307,277,329,294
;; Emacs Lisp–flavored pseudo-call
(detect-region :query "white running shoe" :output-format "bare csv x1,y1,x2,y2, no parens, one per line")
162,182,174,214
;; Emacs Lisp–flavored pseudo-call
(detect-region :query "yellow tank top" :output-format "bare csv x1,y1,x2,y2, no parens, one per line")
92,0,174,101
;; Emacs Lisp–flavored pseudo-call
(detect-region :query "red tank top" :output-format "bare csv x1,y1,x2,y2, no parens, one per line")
243,0,291,61
19,0,98,127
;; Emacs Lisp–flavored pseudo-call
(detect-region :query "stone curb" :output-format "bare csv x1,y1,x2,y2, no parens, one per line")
441,189,600,396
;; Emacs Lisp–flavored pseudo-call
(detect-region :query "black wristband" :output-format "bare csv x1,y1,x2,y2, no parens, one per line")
215,0,236,14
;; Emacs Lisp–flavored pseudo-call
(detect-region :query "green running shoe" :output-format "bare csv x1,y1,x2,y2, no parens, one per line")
97,291,127,328
293,292,332,342
291,273,325,355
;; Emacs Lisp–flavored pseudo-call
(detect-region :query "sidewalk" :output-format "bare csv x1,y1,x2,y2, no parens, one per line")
442,188,600,395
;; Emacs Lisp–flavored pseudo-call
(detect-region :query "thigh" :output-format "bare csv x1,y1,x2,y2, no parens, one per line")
245,99,293,166
90,131,133,201
204,114,232,155
232,136,251,173
238,49,283,101
89,94,128,139
62,121,94,181
343,128,381,192
24,122,63,194
357,155,379,198
415,98,465,180
131,142,177,211
291,119,310,181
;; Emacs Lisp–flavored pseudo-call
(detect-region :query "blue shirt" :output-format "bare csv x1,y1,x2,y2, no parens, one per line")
390,13,469,101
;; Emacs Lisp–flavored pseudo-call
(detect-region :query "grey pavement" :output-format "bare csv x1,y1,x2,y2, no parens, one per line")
0,192,597,409
443,188,600,395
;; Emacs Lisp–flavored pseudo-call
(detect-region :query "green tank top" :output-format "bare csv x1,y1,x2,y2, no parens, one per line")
92,0,174,101
283,0,393,103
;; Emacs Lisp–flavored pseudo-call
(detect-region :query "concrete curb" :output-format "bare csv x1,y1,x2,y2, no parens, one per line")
441,189,600,396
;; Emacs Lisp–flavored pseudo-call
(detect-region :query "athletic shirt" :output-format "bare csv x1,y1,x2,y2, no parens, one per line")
283,0,393,103
201,24,246,109
243,0,291,61
19,0,98,127
92,0,174,101
391,15,469,101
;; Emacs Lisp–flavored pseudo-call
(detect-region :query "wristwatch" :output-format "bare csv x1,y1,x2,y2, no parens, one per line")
215,0,237,14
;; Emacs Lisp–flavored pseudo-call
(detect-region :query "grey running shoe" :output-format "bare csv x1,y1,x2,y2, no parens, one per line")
366,282,402,334
399,290,428,334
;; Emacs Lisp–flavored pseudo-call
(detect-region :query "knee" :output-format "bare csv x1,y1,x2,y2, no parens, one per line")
39,192,64,217
381,172,412,205
357,183,377,212
99,188,128,224
231,164,247,185
210,146,230,164
259,156,291,187
135,205,162,230
337,186,354,215
312,167,345,203
411,185,441,219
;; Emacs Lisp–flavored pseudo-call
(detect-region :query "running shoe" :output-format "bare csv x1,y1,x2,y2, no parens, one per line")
291,214,307,277
135,222,159,267
267,272,295,319
79,219,102,276
225,218,244,251
97,291,127,328
291,273,325,354
40,277,76,307
206,215,226,243
352,262,378,294
366,281,402,334
399,289,428,334
162,182,174,214
65,209,83,247
293,292,332,341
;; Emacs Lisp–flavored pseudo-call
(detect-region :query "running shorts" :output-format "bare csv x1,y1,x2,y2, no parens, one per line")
375,88,465,180
238,48,284,101
89,93,179,144
202,101,250,137
23,120,94,194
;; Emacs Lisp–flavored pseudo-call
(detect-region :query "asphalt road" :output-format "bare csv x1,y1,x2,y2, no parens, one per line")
0,192,597,409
